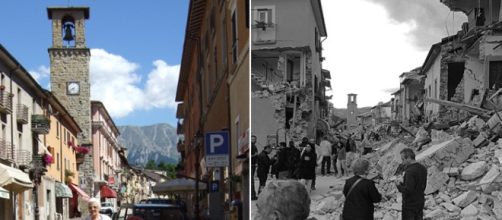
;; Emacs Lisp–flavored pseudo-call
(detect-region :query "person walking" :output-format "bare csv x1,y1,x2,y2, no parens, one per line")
257,145,274,194
341,159,382,220
396,148,427,220
319,136,332,175
251,135,259,200
297,144,316,192
336,141,347,177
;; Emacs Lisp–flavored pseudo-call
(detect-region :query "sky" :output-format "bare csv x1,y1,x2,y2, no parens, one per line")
322,0,467,109
0,0,189,127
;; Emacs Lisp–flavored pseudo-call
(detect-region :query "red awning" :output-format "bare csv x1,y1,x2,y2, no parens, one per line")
100,185,117,198
69,183,90,202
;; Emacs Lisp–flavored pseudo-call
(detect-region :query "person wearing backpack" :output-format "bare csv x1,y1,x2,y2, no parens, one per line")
341,159,382,220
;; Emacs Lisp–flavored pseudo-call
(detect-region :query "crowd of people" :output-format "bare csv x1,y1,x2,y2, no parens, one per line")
252,133,428,220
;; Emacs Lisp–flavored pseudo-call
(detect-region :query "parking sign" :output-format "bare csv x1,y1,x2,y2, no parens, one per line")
205,131,229,167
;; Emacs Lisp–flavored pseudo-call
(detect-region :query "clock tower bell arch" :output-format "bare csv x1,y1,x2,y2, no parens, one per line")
48,7,91,144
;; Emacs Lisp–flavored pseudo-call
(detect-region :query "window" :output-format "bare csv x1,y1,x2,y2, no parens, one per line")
489,61,502,90
56,122,60,138
434,79,438,98
221,16,228,71
315,28,319,52
57,153,60,171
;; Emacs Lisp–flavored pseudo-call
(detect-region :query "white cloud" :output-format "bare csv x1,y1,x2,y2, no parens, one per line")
89,49,179,118
28,65,50,82
144,60,180,109
323,0,428,108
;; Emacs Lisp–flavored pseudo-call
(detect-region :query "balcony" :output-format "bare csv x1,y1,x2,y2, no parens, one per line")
16,149,32,166
31,114,50,134
252,22,276,44
0,90,13,114
16,104,29,124
92,121,104,129
0,138,14,162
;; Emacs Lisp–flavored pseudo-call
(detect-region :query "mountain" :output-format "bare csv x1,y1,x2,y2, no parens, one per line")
118,123,180,167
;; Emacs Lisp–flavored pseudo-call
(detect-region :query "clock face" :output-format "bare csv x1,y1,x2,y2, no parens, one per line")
67,82,80,95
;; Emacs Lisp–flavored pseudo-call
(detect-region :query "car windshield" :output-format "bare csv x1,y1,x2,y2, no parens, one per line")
101,203,112,207
132,207,184,220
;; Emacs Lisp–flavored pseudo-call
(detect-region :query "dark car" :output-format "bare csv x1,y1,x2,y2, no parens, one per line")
133,204,187,220
112,204,187,220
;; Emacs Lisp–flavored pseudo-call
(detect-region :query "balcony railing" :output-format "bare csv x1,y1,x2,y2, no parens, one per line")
17,104,29,124
16,149,32,166
0,91,13,114
0,138,14,162
32,114,50,134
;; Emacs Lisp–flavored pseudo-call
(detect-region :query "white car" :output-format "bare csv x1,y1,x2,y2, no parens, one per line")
100,202,114,215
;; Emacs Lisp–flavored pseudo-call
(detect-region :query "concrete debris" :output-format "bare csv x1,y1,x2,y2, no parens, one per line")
460,204,478,217
452,191,477,208
307,111,502,219
443,167,460,176
425,166,449,194
441,202,461,212
416,137,475,169
460,161,488,180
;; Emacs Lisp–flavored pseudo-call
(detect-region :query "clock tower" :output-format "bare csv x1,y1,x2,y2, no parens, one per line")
48,7,91,143
47,7,94,205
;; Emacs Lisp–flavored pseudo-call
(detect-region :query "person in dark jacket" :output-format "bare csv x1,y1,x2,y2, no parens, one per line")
257,145,274,194
342,159,382,220
251,135,259,200
396,148,427,220
298,144,316,192
286,141,300,179
274,142,290,179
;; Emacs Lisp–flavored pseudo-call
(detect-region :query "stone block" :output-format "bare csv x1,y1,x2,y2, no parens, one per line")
461,204,478,217
416,137,475,169
467,116,486,131
425,166,449,194
453,191,477,208
487,111,502,130
442,202,461,212
377,142,407,180
495,149,502,164
431,129,454,143
315,196,342,214
494,199,502,220
461,161,488,180
479,165,501,193
425,209,444,219
443,167,460,176
472,132,489,148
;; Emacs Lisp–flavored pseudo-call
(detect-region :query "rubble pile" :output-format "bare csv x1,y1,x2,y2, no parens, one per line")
309,114,502,220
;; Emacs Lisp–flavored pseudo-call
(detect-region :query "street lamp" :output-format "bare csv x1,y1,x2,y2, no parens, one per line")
194,131,203,220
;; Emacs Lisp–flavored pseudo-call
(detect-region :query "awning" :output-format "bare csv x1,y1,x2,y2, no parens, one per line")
152,178,207,194
0,186,9,199
55,182,73,198
100,185,117,198
0,163,33,193
69,183,90,201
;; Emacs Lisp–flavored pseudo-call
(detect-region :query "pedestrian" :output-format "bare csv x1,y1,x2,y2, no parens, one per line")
331,138,339,176
251,135,259,200
309,138,318,190
273,142,289,179
341,159,382,220
255,180,310,220
286,140,301,179
257,145,274,194
336,141,347,177
85,198,112,220
319,136,332,175
297,143,316,193
396,148,427,220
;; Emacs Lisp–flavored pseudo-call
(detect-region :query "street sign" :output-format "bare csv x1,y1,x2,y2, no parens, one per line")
205,131,229,167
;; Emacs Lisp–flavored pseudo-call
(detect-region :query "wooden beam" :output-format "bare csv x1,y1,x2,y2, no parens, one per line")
425,98,491,116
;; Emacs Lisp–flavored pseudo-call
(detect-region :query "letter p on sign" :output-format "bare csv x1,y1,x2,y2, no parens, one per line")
210,134,224,153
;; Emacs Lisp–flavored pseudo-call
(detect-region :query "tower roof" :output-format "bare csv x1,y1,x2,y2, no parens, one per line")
47,7,90,19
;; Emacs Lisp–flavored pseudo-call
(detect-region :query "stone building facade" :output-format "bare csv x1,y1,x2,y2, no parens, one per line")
47,7,94,215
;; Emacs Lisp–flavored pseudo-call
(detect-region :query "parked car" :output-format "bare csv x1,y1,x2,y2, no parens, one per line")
112,203,187,220
100,202,115,215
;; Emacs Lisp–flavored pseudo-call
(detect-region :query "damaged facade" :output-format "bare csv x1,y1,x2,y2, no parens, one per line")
399,67,425,125
423,0,502,122
251,0,330,146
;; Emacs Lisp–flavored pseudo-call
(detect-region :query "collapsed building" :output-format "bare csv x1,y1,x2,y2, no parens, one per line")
251,0,331,146
423,0,502,122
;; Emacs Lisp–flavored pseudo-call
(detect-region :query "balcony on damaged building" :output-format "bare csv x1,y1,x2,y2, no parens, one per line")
0,88,13,114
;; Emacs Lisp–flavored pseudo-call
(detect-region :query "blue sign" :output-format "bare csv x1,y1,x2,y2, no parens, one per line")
205,131,229,167
210,181,219,193
205,131,229,155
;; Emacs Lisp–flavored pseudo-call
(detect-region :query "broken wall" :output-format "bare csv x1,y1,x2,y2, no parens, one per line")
424,54,442,119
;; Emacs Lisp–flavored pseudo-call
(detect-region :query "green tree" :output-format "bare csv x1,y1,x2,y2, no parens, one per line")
145,160,157,169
